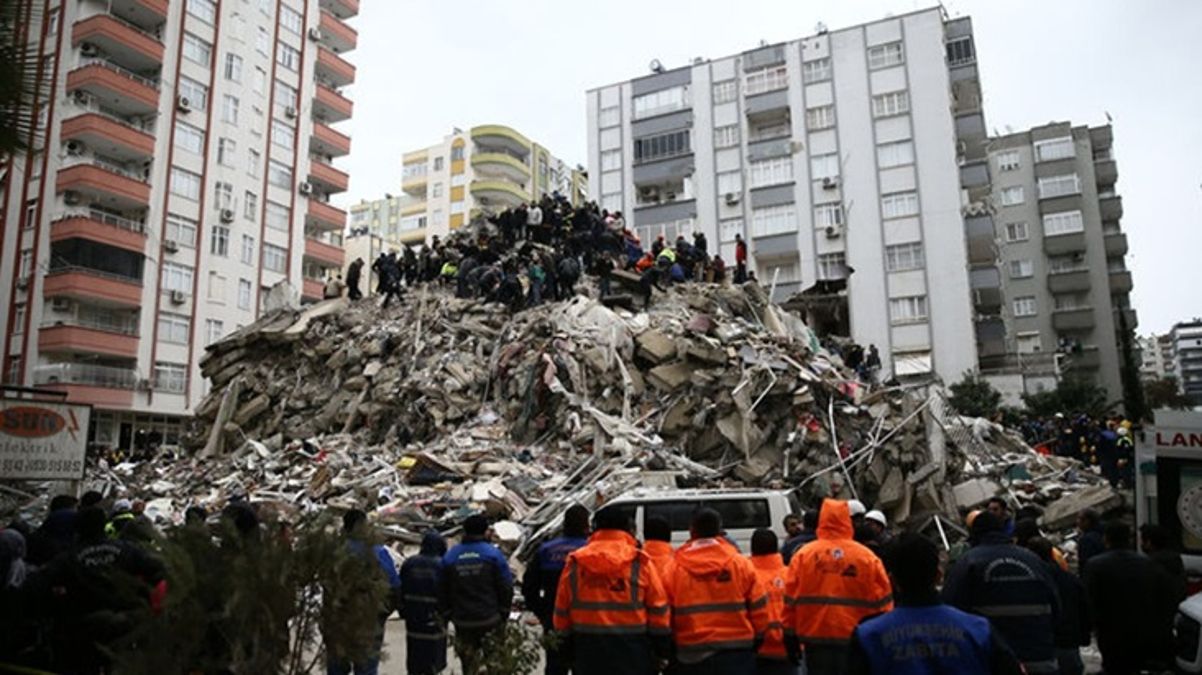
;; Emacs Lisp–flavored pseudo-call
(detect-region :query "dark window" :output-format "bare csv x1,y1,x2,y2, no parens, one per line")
634,129,691,163
644,501,700,532
946,37,975,66
706,499,770,530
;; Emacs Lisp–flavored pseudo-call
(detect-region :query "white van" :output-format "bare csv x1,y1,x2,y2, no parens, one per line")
603,488,803,552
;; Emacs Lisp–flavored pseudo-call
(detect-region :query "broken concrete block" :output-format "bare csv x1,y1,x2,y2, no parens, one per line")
648,361,694,392
952,478,1001,509
233,394,271,427
1040,484,1122,530
636,330,676,364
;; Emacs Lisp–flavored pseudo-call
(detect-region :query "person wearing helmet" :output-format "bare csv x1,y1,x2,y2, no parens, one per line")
855,510,891,561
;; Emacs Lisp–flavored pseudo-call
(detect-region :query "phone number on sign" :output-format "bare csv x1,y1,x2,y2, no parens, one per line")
0,457,84,475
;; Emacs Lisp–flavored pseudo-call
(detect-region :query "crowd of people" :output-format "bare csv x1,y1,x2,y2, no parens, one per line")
1017,412,1136,487
0,488,1187,675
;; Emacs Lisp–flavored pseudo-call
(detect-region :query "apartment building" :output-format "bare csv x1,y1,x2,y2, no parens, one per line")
985,122,1135,404
397,125,588,243
585,8,984,382
0,0,359,450
1168,320,1202,406
347,194,426,250
1140,334,1169,381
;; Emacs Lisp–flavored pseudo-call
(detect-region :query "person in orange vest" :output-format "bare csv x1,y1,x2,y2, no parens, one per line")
783,498,893,675
749,528,801,675
552,506,671,675
667,508,769,674
643,515,675,584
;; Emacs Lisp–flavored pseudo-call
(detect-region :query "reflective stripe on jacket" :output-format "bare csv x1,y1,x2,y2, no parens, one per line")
749,553,788,660
669,537,769,656
784,499,893,646
552,530,670,637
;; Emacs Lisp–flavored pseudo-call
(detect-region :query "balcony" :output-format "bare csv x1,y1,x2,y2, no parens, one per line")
66,60,161,115
61,112,155,161
316,47,355,87
1052,307,1096,332
110,0,169,29
1043,231,1087,256
302,277,324,301
1063,346,1102,372
319,0,359,19
471,125,532,156
1095,158,1117,187
57,159,151,209
44,267,142,307
309,158,349,194
1109,270,1133,294
1100,195,1123,221
32,363,138,408
307,200,346,231
1047,269,1091,294
471,152,530,183
319,10,358,53
311,121,351,158
50,211,146,254
1119,308,1139,331
470,179,529,208
39,322,139,359
314,84,353,123
401,169,428,195
73,13,164,71
1104,232,1128,256
304,237,345,267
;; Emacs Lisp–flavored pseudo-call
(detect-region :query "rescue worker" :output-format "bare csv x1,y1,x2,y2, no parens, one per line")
399,530,448,675
942,511,1060,674
748,528,798,675
105,498,136,539
783,499,893,675
523,504,591,675
327,509,401,675
642,515,675,586
668,508,769,674
440,514,514,674
847,533,1023,675
552,506,670,675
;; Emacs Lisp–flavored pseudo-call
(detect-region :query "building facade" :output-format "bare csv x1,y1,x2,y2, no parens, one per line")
395,125,587,244
1140,334,1168,381
585,8,983,383
347,193,425,251
1168,320,1202,406
985,122,1135,404
0,0,359,450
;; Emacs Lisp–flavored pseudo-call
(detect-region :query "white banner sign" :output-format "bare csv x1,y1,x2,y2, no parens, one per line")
0,401,91,480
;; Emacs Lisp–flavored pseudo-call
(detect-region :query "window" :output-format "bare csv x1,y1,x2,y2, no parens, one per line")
166,214,197,247
221,95,239,125
867,42,904,69
744,65,788,95
210,224,229,257
12,304,25,333
872,91,909,118
717,171,742,196
998,186,1024,206
1005,222,1029,242
431,183,444,198
599,105,620,128
600,150,622,171
809,153,839,180
253,67,266,95
1043,210,1084,236
170,167,201,200
712,80,737,104
761,262,800,284
238,279,252,310
266,201,290,231
714,124,740,148
1048,254,1086,274
186,0,216,23
205,319,225,345
268,160,292,188
802,58,831,84
224,53,243,82
877,140,914,168
234,235,253,266
271,120,295,152
174,121,204,154
1038,174,1081,199
1034,137,1075,162
154,362,187,393
263,244,287,273
881,191,919,219
277,44,300,72
1013,296,1037,317
818,252,847,280
601,193,622,212
889,296,928,324
750,156,793,187
214,181,233,210
450,145,464,162
243,192,258,221
633,129,690,163
1017,333,1042,354
46,11,57,35
279,5,303,34
751,204,797,237
18,249,32,277
273,80,297,110
1009,259,1033,278
805,105,835,131
946,36,975,66
247,149,260,177
996,150,1020,172
158,313,190,344
633,85,689,120
179,76,208,109
885,242,924,272
814,204,844,229
432,156,444,171
183,33,211,65
256,26,270,55
720,219,743,243
162,262,194,293
217,138,236,166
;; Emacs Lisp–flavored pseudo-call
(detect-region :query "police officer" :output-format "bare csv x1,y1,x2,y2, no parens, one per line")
523,504,591,675
399,531,448,675
441,514,514,674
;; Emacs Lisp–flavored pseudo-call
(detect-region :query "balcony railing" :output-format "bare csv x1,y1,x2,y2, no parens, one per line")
33,362,138,389
64,156,147,182
41,314,139,336
56,209,146,233
77,57,160,89
47,263,141,285
69,93,156,133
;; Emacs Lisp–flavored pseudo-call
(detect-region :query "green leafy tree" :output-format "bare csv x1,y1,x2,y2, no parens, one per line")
948,373,1003,418
1022,377,1109,418
1145,376,1194,412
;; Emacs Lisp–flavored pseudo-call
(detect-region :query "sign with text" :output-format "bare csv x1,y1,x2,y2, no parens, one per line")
0,401,90,480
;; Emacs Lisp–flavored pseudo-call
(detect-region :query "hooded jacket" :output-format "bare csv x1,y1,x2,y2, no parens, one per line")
749,552,788,661
668,536,769,660
783,499,893,646
400,531,447,638
643,540,675,588
522,532,588,626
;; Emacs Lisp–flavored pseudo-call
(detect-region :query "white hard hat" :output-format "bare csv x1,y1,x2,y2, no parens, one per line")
848,499,867,517
865,510,887,527
113,498,132,513
1117,427,1129,437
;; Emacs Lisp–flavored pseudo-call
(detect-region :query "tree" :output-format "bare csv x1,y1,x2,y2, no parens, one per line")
1144,376,1194,412
948,373,1002,418
1021,376,1109,418
1115,308,1148,420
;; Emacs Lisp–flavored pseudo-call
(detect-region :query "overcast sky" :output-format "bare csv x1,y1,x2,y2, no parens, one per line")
337,0,1202,335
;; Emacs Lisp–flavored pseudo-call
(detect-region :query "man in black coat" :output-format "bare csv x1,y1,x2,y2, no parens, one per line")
1027,537,1089,675
1076,509,1105,577
1140,522,1188,603
345,257,364,300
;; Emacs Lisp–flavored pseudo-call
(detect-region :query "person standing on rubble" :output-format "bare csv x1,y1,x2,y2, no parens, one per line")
346,258,364,300
552,506,670,675
667,508,769,675
440,514,514,673
523,504,591,675
783,499,893,675
734,234,747,284
399,530,449,675
748,528,797,675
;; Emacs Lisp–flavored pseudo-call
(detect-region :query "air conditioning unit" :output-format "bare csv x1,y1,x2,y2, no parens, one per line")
825,225,841,239
72,90,90,105
169,290,187,304
220,208,235,223
308,27,323,41
65,140,85,155
80,42,99,57
285,105,298,119
51,297,72,311
177,95,192,113
164,239,179,253
298,181,313,195
822,177,839,190
15,277,29,290
63,191,81,205
725,192,740,205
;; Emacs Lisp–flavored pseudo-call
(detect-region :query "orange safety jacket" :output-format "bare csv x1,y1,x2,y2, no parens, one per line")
553,529,670,639
749,552,789,661
784,499,893,647
644,540,675,586
668,537,769,658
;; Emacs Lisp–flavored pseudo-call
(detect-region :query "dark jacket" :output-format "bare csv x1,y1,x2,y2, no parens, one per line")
779,531,815,566
440,536,514,630
1086,548,1177,670
1046,561,1089,648
521,534,587,626
1077,527,1105,577
26,510,76,566
1148,548,1188,603
941,531,1060,673
399,532,447,638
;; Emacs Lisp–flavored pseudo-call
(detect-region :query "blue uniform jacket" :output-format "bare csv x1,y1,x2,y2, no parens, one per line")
441,537,514,629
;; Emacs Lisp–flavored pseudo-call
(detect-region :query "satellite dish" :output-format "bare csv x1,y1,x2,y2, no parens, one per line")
649,58,664,73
